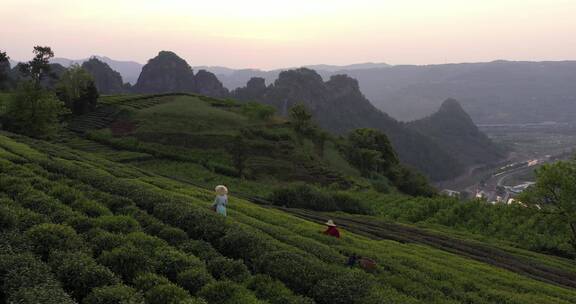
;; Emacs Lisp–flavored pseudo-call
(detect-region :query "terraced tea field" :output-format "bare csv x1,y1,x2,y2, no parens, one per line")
1,132,576,304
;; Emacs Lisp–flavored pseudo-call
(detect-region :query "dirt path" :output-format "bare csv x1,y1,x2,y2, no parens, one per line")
277,207,576,289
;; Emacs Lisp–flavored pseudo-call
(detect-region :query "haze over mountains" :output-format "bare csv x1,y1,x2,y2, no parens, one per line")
43,55,576,125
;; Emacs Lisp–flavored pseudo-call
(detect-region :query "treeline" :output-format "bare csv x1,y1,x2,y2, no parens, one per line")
0,47,99,138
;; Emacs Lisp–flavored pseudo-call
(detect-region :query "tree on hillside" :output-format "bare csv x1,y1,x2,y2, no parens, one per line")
0,51,9,87
18,46,55,86
312,130,329,157
230,134,249,178
289,103,313,135
56,65,99,114
347,128,399,175
3,81,68,138
520,160,576,251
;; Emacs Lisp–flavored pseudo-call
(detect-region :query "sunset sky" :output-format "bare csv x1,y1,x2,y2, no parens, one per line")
2,0,576,69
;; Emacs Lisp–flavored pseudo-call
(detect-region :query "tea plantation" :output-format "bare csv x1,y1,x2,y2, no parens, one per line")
1,92,576,304
1,131,576,303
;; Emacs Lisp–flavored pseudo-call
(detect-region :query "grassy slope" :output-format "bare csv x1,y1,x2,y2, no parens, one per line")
62,94,574,256
2,133,576,303
76,94,361,196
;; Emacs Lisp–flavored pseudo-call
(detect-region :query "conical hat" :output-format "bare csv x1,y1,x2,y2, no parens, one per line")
325,220,336,227
215,185,228,195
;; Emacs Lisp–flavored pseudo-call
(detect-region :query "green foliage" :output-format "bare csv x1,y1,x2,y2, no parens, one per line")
240,102,275,120
176,268,214,294
98,245,154,281
157,226,189,246
198,281,262,304
154,248,203,281
0,253,74,304
255,250,329,295
289,103,313,135
17,46,54,85
206,256,251,283
95,215,141,233
0,204,18,230
56,64,99,114
247,275,314,304
3,81,68,138
521,160,576,251
9,284,76,304
2,133,576,304
344,128,436,197
24,223,83,260
133,272,171,291
0,50,9,89
390,166,437,197
311,269,376,304
347,128,399,175
83,284,144,304
86,228,127,256
229,134,248,178
269,183,370,214
49,251,120,300
144,284,192,304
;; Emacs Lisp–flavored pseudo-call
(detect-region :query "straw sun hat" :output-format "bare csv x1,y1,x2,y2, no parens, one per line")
215,185,228,195
325,220,337,227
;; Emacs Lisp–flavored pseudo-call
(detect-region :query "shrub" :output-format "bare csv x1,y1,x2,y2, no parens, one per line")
14,207,49,230
64,215,96,234
125,232,167,253
198,281,261,304
83,284,144,304
158,226,189,246
217,225,277,263
153,202,227,242
73,199,113,217
206,257,250,283
254,251,329,295
248,274,314,304
133,272,171,292
10,283,75,304
154,248,203,281
269,183,369,214
25,223,83,259
85,228,127,256
372,178,392,194
311,269,377,304
98,245,154,282
145,284,192,304
179,240,221,261
176,267,214,295
0,204,18,230
94,215,141,234
49,251,120,300
0,253,54,295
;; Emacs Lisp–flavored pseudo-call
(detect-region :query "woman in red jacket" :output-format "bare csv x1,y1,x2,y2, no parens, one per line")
323,220,341,238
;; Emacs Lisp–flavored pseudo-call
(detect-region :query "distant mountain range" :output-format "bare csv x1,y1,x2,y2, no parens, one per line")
14,55,576,125
202,60,576,125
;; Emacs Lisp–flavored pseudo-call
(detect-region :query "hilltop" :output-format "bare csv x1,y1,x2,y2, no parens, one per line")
408,99,505,168
133,51,228,98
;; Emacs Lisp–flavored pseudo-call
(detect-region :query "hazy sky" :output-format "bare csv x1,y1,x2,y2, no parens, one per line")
2,0,576,69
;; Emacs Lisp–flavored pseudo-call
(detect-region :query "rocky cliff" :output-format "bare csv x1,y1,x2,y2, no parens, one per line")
82,58,125,94
133,51,228,98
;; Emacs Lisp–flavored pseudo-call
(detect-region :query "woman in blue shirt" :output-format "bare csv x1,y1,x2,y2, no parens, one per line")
213,185,228,216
